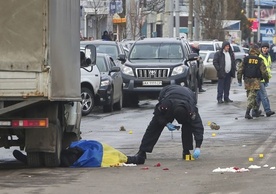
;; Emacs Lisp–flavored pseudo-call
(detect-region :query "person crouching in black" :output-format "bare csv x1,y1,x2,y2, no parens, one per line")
127,85,204,164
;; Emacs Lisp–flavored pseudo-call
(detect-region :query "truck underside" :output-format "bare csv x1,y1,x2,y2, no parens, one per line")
0,100,81,167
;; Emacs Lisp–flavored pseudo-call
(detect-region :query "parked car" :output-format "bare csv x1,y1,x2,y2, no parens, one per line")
230,43,247,68
243,47,249,55
95,53,123,113
80,40,126,66
121,37,201,106
199,51,217,82
196,41,221,52
80,45,101,116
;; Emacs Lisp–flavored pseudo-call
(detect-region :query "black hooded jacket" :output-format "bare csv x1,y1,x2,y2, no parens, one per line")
154,85,204,148
154,85,197,125
213,41,236,79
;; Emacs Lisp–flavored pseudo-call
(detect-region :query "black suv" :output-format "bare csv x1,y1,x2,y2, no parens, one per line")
121,37,200,106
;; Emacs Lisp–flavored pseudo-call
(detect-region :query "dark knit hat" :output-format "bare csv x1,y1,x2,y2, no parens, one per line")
261,42,269,48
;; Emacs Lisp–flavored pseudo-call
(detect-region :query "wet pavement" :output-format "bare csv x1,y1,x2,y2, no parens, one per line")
0,67,276,194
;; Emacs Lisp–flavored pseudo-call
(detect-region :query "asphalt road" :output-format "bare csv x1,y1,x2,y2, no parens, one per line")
0,69,276,194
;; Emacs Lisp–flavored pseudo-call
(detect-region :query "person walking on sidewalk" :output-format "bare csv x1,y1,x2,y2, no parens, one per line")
253,42,275,117
213,41,236,104
127,85,204,164
237,44,269,119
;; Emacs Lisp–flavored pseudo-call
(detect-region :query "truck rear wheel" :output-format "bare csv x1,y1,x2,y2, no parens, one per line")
44,122,62,167
27,152,42,167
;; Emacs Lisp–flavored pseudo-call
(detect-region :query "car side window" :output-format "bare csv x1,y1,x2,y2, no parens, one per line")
232,46,240,52
97,57,108,72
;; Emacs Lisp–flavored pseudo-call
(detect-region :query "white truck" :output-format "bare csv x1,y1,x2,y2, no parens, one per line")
0,0,96,167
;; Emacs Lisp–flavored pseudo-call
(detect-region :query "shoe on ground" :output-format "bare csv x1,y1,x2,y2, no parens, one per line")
266,111,275,117
245,114,253,119
224,98,233,103
199,88,206,92
217,100,224,104
252,110,264,117
126,150,146,165
13,150,27,164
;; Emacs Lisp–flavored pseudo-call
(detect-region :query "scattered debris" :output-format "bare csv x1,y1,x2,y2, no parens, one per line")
212,167,249,173
120,126,126,131
141,167,149,170
154,162,161,167
123,163,137,167
210,122,220,130
248,165,261,169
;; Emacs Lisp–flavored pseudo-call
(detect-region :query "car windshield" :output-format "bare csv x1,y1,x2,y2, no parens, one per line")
96,56,108,72
129,43,184,60
80,43,118,59
95,45,118,59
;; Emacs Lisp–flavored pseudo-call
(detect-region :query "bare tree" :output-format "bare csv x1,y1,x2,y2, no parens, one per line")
88,0,106,39
193,0,224,40
127,0,165,40
193,0,252,41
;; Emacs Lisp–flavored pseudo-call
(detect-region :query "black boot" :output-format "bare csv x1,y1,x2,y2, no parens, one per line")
245,108,253,119
126,150,146,165
252,109,263,117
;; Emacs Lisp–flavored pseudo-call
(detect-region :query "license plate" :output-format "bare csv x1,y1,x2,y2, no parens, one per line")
142,81,162,86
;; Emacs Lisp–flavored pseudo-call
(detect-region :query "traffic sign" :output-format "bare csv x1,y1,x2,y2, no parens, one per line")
265,28,274,35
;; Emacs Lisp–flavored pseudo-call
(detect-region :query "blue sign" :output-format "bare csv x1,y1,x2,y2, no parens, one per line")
265,28,274,35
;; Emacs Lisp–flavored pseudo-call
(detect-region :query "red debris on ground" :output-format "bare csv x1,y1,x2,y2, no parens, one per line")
141,167,149,170
154,163,161,167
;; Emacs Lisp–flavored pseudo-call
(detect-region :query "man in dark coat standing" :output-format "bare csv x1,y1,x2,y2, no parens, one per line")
127,85,204,164
213,41,236,103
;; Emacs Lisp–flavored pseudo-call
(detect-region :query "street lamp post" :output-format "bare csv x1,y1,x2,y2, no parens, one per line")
257,0,261,42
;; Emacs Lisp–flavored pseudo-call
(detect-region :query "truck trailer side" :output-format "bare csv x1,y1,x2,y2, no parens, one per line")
0,0,88,167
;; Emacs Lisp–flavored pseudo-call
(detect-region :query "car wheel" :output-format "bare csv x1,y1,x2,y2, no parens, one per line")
103,88,114,113
113,89,123,111
81,87,95,116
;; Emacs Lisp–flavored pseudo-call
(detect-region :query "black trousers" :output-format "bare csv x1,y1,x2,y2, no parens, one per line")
139,114,203,153
217,72,232,101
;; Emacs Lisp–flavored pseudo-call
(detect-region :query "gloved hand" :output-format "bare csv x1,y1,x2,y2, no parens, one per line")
238,82,242,87
166,123,180,131
264,83,269,87
192,148,201,159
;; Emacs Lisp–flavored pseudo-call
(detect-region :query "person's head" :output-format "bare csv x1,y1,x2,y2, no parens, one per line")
103,31,108,35
222,41,230,52
193,42,199,49
173,106,190,124
249,44,260,56
261,42,269,54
